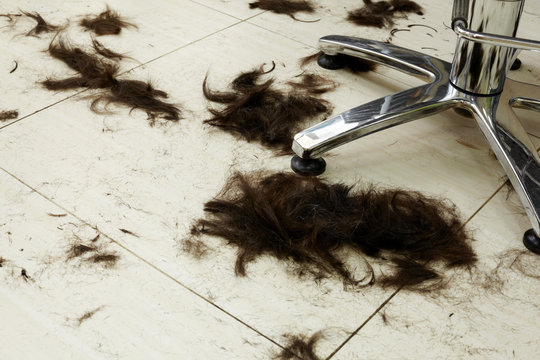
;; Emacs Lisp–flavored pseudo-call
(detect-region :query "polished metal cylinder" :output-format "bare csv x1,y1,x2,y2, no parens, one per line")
450,0,525,95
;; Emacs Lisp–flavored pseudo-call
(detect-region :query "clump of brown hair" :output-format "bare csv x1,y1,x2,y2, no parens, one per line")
379,257,445,291
91,39,128,61
66,244,96,260
66,242,119,268
88,253,119,267
80,6,136,36
182,237,212,259
189,172,476,289
391,0,424,14
274,331,325,360
0,110,19,122
203,63,335,154
43,38,180,123
287,73,337,94
21,11,62,36
249,0,315,21
347,0,423,28
91,78,180,123
77,306,104,326
300,51,378,73
45,39,119,89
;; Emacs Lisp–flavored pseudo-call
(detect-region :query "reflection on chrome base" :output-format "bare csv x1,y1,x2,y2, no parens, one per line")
292,0,540,248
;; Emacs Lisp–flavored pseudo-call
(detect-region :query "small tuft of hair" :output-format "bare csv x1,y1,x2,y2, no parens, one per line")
274,331,325,360
0,110,19,121
80,6,136,36
347,0,424,28
347,3,394,28
77,306,104,326
91,79,181,125
379,257,445,291
91,39,127,60
66,244,96,260
21,11,62,36
391,0,423,15
182,238,211,259
88,253,119,268
249,0,315,17
287,73,337,94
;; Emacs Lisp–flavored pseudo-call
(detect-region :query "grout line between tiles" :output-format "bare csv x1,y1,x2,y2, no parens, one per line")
0,165,292,355
461,182,509,228
246,19,318,50
0,89,89,131
187,0,266,21
325,287,401,360
118,11,270,76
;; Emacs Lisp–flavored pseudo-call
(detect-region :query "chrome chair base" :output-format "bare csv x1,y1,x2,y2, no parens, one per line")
291,35,540,252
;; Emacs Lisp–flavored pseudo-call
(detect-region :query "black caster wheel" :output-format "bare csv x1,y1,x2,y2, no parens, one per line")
523,229,540,254
317,53,345,70
291,155,326,176
510,58,521,70
453,107,473,118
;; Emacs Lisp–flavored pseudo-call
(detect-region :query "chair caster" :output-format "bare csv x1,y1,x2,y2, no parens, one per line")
510,58,521,71
523,229,540,254
317,53,346,70
453,107,473,118
291,155,326,176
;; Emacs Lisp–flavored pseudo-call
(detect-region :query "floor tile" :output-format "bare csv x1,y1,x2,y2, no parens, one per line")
0,170,282,359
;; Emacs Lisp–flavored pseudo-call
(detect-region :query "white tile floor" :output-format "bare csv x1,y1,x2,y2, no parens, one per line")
1,0,539,359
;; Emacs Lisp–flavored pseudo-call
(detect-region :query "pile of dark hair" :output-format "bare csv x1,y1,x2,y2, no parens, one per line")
203,63,335,154
189,172,476,290
348,0,424,28
80,6,136,36
249,0,315,20
43,38,180,124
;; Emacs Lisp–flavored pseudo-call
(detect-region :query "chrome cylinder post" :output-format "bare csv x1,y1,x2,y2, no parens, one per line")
450,0,525,95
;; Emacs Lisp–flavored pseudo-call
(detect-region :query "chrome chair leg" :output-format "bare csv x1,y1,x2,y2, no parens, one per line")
292,83,454,159
471,88,540,239
317,36,449,82
291,0,540,252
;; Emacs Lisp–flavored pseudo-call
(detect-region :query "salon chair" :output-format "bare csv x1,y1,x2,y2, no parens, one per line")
290,0,540,253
